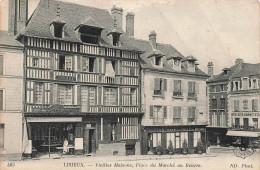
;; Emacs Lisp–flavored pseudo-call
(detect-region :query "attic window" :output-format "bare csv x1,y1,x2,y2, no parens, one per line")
79,26,101,44
155,56,162,66
174,59,180,66
188,61,195,69
113,34,120,46
54,24,63,38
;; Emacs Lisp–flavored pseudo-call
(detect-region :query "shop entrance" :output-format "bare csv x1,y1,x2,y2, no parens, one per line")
83,124,96,154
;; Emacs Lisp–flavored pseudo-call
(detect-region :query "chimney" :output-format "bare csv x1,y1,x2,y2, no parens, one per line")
111,5,123,29
8,0,28,35
207,62,214,79
235,58,244,65
126,12,135,37
149,30,157,49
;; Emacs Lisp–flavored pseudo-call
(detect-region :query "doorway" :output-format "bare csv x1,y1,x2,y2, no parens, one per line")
83,125,96,154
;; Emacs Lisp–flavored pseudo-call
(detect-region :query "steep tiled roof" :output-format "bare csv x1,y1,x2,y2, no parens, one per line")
0,30,23,47
208,64,239,83
233,63,260,78
130,37,208,77
18,0,141,51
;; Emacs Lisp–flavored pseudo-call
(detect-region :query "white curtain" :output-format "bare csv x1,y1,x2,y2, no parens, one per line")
105,60,115,78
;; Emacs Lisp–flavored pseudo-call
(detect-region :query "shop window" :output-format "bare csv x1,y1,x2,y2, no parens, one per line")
173,80,182,96
82,57,95,72
212,99,217,109
59,55,72,71
104,87,117,105
166,133,175,148
32,58,39,67
243,100,248,110
193,132,201,147
180,132,188,148
234,100,240,111
220,98,225,109
58,85,73,105
0,55,3,75
253,118,258,129
252,99,258,111
0,90,3,110
35,82,44,104
153,78,167,95
175,132,180,149
152,133,161,147
0,124,4,149
173,106,182,123
188,107,196,122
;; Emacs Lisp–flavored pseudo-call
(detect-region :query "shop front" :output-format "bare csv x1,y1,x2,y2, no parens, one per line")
24,117,83,157
142,125,206,155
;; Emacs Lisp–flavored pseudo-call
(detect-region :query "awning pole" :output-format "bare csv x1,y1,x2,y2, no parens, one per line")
49,127,51,157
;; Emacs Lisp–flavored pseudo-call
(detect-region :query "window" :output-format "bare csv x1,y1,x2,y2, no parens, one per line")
121,117,139,139
220,84,226,92
166,133,175,148
59,55,72,71
235,82,239,91
211,85,216,92
174,59,180,66
32,58,39,67
235,118,240,126
111,123,116,141
89,87,96,105
104,88,117,105
188,61,195,69
58,85,73,105
220,98,225,109
155,56,162,66
105,60,116,78
242,78,248,90
175,132,180,148
54,24,63,38
180,132,188,148
152,133,162,147
193,132,201,147
234,100,240,111
122,88,137,106
253,118,258,129
82,57,95,72
79,26,101,44
220,113,225,127
154,78,167,95
35,83,43,104
252,99,258,111
212,99,217,109
173,80,182,96
0,124,4,149
212,112,217,126
188,81,196,97
188,107,196,122
173,107,182,123
243,100,248,110
0,55,3,75
113,34,120,46
0,90,3,110
130,88,137,105
252,79,257,89
152,106,164,123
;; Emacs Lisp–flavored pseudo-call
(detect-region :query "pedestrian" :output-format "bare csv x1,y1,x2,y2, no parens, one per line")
63,138,69,154
206,141,211,154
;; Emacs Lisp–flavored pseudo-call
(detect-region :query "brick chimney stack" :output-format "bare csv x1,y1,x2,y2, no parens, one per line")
8,0,28,35
149,30,157,49
207,62,214,79
111,5,123,30
126,12,135,37
235,58,244,65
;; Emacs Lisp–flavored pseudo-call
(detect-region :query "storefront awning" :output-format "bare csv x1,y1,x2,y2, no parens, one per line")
226,130,259,137
26,117,82,123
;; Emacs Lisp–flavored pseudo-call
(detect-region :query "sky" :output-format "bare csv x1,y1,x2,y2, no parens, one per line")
0,0,259,74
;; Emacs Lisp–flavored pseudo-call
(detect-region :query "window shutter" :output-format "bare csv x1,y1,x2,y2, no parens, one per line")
150,78,154,90
77,85,81,105
163,79,167,91
163,106,167,118
195,82,199,94
178,107,182,118
174,80,178,92
255,99,259,111
95,58,98,73
0,55,3,75
173,106,178,118
150,105,153,118
154,78,160,90
0,90,3,110
99,58,102,73
182,80,186,93
188,82,192,92
188,107,192,118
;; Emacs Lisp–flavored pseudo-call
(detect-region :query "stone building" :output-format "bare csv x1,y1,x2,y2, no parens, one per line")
11,0,143,156
0,30,24,160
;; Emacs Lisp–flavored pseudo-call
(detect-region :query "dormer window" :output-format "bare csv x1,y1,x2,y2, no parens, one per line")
54,24,63,38
183,55,197,72
107,17,123,47
223,68,231,75
188,61,195,69
155,56,162,66
174,59,180,66
75,16,104,44
50,16,65,38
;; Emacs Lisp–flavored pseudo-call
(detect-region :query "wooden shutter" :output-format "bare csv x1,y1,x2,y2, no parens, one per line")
77,85,81,105
195,82,199,94
188,107,192,118
154,78,160,90
163,106,167,118
0,90,3,110
99,57,102,73
94,58,98,73
150,78,154,90
163,79,167,92
150,105,153,118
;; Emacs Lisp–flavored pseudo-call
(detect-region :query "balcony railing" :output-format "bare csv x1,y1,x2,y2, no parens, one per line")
230,124,259,131
26,104,139,114
173,91,183,97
